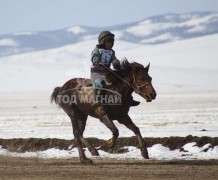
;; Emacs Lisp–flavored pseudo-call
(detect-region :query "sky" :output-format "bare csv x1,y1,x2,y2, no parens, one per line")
0,0,218,35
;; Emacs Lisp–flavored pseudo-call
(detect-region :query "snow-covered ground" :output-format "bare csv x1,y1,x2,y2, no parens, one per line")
0,34,217,160
0,91,218,139
0,33,218,92
0,143,217,160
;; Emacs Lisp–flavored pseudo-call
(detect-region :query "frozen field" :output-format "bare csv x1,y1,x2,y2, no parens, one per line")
0,34,217,160
0,90,218,140
0,91,218,160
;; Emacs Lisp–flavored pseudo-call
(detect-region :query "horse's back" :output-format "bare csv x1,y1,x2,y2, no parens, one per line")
61,78,92,90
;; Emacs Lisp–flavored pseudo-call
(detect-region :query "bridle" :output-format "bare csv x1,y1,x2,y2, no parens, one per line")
132,73,151,94
100,64,151,94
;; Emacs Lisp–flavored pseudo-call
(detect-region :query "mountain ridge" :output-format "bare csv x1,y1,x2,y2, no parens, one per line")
0,11,217,57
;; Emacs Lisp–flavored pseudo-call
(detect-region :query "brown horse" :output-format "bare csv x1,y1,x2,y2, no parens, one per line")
51,59,156,164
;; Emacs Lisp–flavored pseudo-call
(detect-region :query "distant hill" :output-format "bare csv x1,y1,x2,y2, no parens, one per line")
0,12,217,57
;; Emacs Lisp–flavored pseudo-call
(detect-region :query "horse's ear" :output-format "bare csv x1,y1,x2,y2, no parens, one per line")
144,63,150,72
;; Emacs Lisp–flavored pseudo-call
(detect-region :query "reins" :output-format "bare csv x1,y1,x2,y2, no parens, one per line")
100,64,150,94
132,72,151,93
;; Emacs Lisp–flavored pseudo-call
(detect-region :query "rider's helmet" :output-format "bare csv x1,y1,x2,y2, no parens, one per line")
98,31,115,45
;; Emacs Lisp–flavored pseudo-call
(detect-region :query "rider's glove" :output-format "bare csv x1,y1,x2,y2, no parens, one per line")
112,59,121,70
93,57,101,65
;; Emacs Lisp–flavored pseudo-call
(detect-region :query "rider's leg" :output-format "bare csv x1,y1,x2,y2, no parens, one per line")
94,79,103,95
130,95,140,106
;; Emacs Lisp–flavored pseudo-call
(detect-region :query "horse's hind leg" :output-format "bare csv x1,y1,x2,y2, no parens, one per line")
64,107,93,164
77,111,99,156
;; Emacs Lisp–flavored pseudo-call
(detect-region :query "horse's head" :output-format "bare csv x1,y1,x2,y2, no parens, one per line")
125,61,156,102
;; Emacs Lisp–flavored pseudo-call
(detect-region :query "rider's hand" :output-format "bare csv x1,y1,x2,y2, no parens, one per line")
112,60,121,70
93,57,100,65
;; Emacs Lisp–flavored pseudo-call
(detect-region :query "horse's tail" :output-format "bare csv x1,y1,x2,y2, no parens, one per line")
50,87,61,104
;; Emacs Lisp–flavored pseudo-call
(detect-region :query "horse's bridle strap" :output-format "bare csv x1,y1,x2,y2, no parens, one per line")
100,64,150,94
132,73,151,93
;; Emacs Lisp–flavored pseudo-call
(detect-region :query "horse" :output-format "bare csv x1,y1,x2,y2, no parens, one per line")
51,59,156,164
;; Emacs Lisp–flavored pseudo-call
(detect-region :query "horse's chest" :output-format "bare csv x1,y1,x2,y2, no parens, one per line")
105,105,130,120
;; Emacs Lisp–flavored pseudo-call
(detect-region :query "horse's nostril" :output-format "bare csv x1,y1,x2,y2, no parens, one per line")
151,93,156,99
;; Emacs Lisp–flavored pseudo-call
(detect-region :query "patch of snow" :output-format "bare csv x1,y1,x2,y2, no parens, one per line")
67,26,87,34
182,142,211,153
186,24,207,33
126,13,218,37
0,144,217,160
180,14,218,27
0,38,19,46
141,33,178,43
13,32,37,36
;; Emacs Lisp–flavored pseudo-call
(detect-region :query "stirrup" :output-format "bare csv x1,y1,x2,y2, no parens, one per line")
130,100,140,106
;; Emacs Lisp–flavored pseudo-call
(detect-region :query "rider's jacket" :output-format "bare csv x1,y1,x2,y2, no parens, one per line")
91,47,120,73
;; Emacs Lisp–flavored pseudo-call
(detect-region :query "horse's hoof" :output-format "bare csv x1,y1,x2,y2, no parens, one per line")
141,149,149,159
98,145,112,152
91,149,100,156
107,138,115,148
81,158,93,164
98,145,108,151
142,154,149,159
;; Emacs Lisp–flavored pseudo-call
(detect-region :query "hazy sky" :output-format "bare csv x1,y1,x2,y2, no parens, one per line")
0,0,218,34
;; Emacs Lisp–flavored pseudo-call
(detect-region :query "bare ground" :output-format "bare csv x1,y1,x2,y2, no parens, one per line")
0,136,218,153
0,156,218,180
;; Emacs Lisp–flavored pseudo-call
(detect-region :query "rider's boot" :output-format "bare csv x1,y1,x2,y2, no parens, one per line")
130,95,140,106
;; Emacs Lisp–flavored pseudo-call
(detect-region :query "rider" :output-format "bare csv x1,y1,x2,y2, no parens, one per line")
90,30,140,106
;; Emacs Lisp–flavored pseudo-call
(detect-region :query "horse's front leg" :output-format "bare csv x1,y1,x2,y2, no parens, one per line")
101,114,119,148
119,115,149,159
95,107,119,148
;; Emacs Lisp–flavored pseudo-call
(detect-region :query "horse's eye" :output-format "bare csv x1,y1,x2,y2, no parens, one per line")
139,77,145,81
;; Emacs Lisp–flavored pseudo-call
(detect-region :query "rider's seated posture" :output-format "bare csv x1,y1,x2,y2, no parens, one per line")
90,30,140,106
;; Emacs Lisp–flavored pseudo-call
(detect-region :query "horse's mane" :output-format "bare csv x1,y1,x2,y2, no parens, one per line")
109,58,144,86
120,58,132,72
120,58,145,71
118,58,145,77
